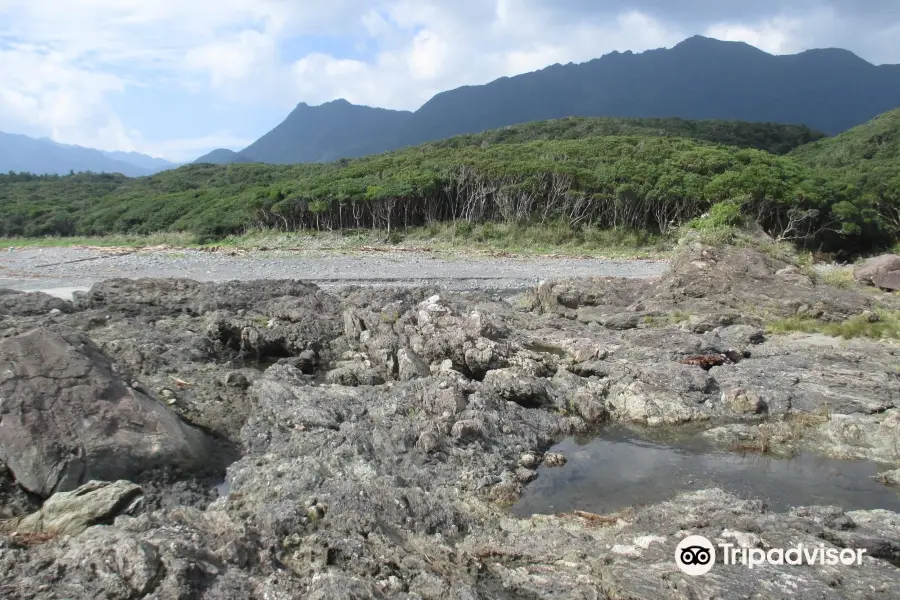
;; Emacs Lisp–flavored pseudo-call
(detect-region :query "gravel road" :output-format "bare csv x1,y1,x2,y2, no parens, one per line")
0,247,667,299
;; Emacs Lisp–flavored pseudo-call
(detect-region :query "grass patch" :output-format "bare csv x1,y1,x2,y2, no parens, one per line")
1,224,671,259
641,310,694,327
401,222,670,257
767,309,900,340
815,265,857,289
0,231,202,249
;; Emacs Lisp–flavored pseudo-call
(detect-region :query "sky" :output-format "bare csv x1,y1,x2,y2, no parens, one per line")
1,0,898,162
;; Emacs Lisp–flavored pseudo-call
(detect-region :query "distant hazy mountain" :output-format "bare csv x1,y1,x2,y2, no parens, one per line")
193,148,255,165
0,132,177,176
208,36,900,165
101,150,178,173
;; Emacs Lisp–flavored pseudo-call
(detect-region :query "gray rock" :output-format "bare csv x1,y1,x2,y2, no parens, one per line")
1,480,142,537
1,245,899,600
874,269,900,291
223,371,250,389
854,254,900,285
483,368,549,407
0,327,215,497
544,452,567,467
0,289,73,317
397,348,430,382
875,469,900,486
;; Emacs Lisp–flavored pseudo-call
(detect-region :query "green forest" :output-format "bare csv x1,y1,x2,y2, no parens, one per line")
1,111,898,256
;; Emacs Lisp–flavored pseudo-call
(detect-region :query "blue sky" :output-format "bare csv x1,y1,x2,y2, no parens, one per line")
1,0,898,162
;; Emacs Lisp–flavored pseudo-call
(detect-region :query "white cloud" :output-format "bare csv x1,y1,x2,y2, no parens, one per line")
0,0,898,160
139,133,259,162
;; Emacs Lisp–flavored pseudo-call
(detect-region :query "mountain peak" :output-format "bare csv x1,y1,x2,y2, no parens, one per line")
217,35,900,164
673,35,764,55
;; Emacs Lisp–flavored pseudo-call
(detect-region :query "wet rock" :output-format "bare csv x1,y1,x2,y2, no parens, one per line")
875,469,900,487
544,453,567,467
1,480,142,537
0,327,215,497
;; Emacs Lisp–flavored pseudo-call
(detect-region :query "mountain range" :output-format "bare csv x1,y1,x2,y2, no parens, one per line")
0,132,179,177
3,35,900,176
197,36,900,166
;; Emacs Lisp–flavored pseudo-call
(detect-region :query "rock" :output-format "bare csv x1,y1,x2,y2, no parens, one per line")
482,368,549,408
515,467,537,483
874,270,900,291
519,454,538,469
0,266,899,599
397,348,430,381
544,453,567,467
602,313,641,330
723,388,767,415
0,461,40,520
1,480,143,537
223,371,250,389
854,254,900,285
0,327,215,497
717,324,766,346
875,469,900,486
324,365,385,387
49,308,63,317
451,420,484,443
0,289,73,317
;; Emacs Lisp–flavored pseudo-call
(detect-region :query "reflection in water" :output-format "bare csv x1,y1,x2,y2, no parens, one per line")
512,426,900,517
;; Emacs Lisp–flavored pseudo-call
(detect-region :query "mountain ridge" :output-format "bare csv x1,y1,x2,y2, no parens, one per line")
198,36,900,165
0,131,178,176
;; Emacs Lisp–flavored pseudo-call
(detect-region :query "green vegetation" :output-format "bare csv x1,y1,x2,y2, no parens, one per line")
426,116,825,155
1,111,899,256
790,107,900,248
815,266,858,290
767,309,900,340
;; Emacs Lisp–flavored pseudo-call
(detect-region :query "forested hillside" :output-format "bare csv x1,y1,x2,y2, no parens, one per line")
424,116,824,155
2,112,898,256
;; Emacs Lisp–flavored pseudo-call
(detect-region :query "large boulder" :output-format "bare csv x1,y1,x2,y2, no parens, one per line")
0,327,214,497
853,254,900,286
874,269,900,291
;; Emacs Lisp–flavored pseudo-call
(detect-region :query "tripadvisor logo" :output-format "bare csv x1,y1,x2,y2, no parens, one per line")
675,535,716,576
675,535,868,576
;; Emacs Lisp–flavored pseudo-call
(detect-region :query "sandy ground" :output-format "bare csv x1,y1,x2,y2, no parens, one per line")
0,246,667,299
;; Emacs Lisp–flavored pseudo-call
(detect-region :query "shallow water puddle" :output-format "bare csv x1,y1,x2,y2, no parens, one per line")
512,426,900,517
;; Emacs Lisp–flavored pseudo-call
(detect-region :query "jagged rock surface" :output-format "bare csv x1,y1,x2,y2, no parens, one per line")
0,244,898,598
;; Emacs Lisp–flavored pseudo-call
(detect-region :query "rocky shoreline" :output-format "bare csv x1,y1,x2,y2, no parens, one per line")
1,242,899,599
